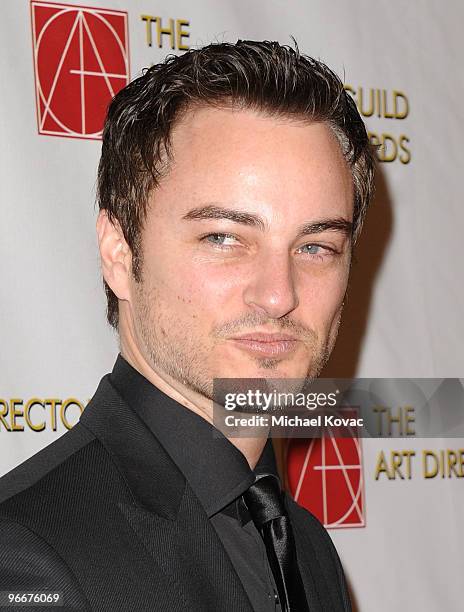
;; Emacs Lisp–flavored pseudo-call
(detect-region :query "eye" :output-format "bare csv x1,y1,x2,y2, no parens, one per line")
295,243,338,261
201,233,238,247
298,244,322,255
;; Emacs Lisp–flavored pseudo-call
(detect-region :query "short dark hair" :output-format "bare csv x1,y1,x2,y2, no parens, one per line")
97,39,375,330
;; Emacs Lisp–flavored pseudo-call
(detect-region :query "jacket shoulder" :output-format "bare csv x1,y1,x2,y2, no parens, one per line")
0,423,95,506
0,517,91,611
0,425,100,610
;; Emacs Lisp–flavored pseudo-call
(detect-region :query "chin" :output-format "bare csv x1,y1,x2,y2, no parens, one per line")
219,357,312,380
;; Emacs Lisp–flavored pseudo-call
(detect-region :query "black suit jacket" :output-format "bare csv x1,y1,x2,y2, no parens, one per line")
0,374,352,611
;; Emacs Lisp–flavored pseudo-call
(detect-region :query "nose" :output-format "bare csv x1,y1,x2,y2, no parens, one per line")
242,250,299,319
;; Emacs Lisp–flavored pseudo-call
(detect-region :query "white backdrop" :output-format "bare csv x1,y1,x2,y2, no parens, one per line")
1,1,463,610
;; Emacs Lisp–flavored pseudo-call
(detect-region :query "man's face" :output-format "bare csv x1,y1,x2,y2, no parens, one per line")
128,106,354,398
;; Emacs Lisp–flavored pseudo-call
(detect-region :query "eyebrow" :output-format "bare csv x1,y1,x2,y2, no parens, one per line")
182,204,352,238
296,218,353,239
182,205,266,231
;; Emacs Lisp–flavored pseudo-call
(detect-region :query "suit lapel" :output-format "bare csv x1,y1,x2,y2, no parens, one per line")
119,488,253,611
80,375,253,611
285,494,346,612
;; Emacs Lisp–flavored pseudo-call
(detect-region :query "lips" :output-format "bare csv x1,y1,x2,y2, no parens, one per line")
231,332,299,342
229,332,300,357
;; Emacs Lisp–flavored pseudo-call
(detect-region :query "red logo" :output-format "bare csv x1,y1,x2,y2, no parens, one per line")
287,415,365,528
31,1,129,139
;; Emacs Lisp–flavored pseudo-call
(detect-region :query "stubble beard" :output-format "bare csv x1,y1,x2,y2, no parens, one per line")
133,280,343,401
133,280,215,399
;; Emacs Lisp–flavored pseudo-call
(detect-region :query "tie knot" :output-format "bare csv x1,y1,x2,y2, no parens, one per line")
243,474,286,528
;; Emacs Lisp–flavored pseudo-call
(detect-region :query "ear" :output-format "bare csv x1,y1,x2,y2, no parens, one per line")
96,209,133,302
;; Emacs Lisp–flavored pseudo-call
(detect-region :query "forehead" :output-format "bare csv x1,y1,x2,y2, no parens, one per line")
151,105,353,224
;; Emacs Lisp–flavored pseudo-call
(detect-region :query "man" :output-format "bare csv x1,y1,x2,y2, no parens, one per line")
0,40,374,611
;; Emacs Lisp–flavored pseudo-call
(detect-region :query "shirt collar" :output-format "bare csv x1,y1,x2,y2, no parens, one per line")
110,353,278,518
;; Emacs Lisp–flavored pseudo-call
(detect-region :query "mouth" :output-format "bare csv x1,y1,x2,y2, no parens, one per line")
228,332,300,358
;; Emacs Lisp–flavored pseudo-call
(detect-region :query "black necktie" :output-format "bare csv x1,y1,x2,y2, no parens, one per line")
243,475,309,612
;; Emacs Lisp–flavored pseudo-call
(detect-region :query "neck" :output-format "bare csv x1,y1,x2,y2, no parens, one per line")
118,315,268,469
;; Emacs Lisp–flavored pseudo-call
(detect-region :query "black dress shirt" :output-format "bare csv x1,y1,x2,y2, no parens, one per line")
110,353,282,611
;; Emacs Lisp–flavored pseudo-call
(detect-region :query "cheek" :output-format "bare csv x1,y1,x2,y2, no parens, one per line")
298,266,349,328
156,258,242,317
